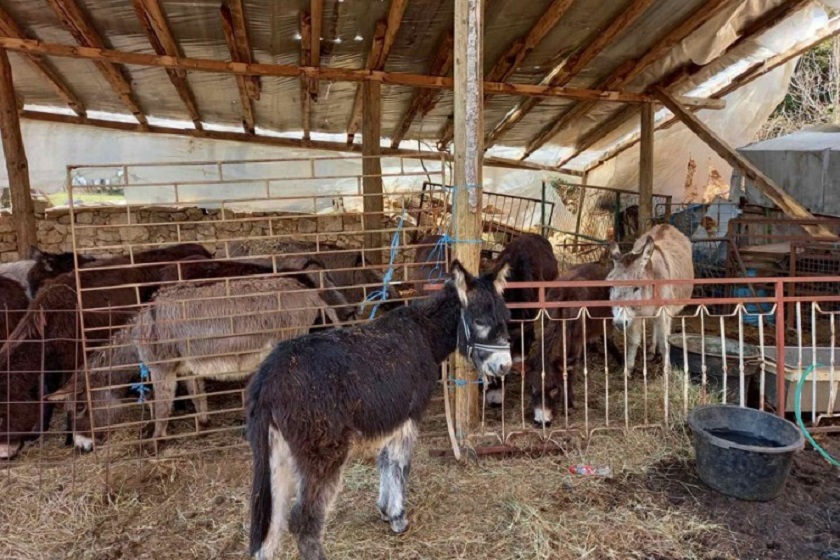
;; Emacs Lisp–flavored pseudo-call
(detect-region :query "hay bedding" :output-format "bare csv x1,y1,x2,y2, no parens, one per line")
1,373,836,560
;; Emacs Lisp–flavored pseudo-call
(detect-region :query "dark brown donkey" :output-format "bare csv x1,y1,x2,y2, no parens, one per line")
247,260,512,560
526,263,621,426
0,243,211,459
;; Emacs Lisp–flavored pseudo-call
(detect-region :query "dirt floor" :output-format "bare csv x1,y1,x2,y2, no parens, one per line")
1,413,838,560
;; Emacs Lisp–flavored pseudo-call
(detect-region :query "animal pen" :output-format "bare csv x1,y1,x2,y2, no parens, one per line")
0,0,839,558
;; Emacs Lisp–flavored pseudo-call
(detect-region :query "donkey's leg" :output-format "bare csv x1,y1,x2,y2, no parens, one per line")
182,375,210,427
625,320,643,375
255,427,299,560
290,458,345,560
149,364,178,441
377,420,418,534
658,313,673,360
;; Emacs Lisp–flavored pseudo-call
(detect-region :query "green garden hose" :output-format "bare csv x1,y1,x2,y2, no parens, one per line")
794,364,840,468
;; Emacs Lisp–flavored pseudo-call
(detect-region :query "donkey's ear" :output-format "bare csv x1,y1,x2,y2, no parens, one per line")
639,236,655,264
490,261,510,296
45,375,80,402
449,259,474,306
608,242,622,261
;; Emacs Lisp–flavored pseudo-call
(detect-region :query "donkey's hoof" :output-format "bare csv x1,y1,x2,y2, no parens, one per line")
390,515,409,534
651,353,663,365
378,506,390,523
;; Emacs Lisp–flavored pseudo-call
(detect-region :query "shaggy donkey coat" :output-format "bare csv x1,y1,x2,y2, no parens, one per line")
607,224,694,372
51,265,347,449
0,247,94,300
0,244,211,459
247,260,512,560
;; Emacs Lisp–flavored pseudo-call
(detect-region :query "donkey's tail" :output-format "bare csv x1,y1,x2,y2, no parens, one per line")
247,378,274,557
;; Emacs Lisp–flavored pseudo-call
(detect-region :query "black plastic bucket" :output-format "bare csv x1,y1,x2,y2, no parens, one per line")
687,404,804,501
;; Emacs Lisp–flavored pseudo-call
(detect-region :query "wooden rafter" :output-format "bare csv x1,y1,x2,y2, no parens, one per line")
586,15,840,173
346,20,387,143
0,36,724,109
0,5,84,116
44,0,146,125
559,0,810,167
437,0,575,148
483,0,656,150
654,86,834,239
390,30,453,148
309,0,323,101
221,1,256,134
519,0,733,159
132,0,202,130
19,109,584,176
346,0,409,144
222,0,259,99
300,11,312,140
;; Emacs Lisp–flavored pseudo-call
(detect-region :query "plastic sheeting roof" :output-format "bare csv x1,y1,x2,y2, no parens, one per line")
740,127,840,152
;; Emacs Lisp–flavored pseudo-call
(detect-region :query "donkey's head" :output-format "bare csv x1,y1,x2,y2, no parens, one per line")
449,259,512,379
606,238,655,332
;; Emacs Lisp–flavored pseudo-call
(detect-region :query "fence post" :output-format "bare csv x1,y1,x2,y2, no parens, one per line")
775,279,786,417
540,180,547,237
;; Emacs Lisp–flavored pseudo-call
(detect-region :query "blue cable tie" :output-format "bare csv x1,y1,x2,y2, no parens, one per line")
130,362,151,403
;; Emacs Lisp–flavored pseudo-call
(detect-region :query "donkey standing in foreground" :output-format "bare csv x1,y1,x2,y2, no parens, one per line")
607,224,694,372
247,260,512,560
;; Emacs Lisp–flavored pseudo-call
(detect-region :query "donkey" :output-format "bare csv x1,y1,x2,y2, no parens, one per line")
0,247,94,300
484,233,557,407
50,274,344,450
526,263,621,426
0,244,211,459
247,260,512,560
608,224,694,373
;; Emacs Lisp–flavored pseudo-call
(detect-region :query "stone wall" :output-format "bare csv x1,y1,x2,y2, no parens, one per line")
0,206,405,263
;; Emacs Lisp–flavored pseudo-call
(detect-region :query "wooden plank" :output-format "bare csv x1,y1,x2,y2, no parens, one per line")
638,103,653,231
0,5,84,116
652,86,835,239
560,0,811,167
362,79,383,265
44,0,147,125
437,0,575,148
0,36,723,108
19,108,583,175
484,0,655,149
220,2,255,134
300,11,312,141
0,49,35,254
453,0,484,436
222,0,260,100
309,0,323,101
132,0,202,130
390,30,453,148
586,15,840,172
519,0,732,158
346,20,388,143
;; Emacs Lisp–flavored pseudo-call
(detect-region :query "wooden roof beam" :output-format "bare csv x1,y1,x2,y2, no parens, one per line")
44,0,147,126
0,36,722,108
132,0,202,130
559,0,810,167
520,0,733,160
300,11,312,141
222,0,259,99
346,0,409,144
585,15,840,173
0,6,84,116
483,0,656,150
437,0,576,149
308,0,323,101
389,30,453,148
220,1,255,134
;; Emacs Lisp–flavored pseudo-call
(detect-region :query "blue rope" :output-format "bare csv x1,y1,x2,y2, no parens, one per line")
130,362,151,403
795,363,840,467
448,377,484,386
365,210,407,320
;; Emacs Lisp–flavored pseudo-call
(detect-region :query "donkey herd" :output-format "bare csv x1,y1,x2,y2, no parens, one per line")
0,223,693,560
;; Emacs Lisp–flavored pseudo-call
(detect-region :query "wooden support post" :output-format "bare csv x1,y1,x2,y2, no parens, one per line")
652,86,836,239
362,79,383,265
572,173,587,251
453,0,484,440
0,49,35,254
638,103,654,232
